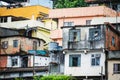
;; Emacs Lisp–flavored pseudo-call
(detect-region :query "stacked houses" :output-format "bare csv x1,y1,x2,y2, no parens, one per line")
0,0,120,80
49,0,120,80
0,1,51,79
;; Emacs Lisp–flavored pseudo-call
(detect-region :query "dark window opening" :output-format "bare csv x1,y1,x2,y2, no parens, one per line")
114,64,120,74
111,36,115,47
69,55,81,67
13,40,18,48
69,29,80,42
33,41,37,50
21,56,28,68
11,57,18,66
86,20,91,25
2,41,8,49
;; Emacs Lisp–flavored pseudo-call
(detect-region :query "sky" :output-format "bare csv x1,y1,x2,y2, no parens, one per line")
30,0,53,8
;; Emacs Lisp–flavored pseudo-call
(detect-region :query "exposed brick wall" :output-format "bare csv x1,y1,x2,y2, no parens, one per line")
0,56,7,70
105,25,120,50
0,37,43,55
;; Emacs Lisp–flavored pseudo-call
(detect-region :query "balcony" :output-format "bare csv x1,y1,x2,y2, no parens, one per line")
50,57,59,64
0,66,48,73
68,40,104,50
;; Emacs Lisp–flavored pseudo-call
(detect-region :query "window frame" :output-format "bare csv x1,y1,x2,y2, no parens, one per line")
2,41,8,49
89,27,101,41
64,22,74,26
13,40,18,48
111,36,115,47
69,29,81,42
113,63,120,74
11,56,18,67
91,54,101,66
86,20,91,25
69,54,81,67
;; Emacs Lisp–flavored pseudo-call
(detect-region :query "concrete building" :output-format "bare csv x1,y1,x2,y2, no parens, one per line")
85,0,120,12
107,51,120,80
62,21,120,80
49,6,117,46
48,42,64,74
0,35,49,79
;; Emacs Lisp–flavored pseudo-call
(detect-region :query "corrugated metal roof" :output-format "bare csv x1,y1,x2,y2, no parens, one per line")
91,17,120,25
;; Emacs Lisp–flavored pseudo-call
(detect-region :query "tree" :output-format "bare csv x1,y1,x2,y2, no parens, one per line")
52,0,87,8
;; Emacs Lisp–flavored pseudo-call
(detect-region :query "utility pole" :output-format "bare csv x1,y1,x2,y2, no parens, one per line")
33,41,37,76
33,51,35,76
100,66,104,80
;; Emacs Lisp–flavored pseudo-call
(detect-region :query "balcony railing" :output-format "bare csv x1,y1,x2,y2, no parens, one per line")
68,40,104,50
50,58,59,64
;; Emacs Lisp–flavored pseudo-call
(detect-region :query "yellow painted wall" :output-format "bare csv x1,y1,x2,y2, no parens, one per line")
0,5,49,19
32,27,52,44
44,19,57,30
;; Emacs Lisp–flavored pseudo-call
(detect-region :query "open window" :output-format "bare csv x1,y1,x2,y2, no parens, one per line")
2,41,8,49
69,54,81,67
11,56,18,67
69,29,80,42
89,27,101,41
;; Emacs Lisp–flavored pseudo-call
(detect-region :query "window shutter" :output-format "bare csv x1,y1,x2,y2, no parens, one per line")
78,55,81,66
69,55,72,67
69,30,74,42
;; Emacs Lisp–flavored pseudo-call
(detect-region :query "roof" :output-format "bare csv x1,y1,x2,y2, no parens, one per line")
0,0,27,3
85,0,119,3
108,51,120,60
0,35,46,43
0,66,48,73
49,6,116,18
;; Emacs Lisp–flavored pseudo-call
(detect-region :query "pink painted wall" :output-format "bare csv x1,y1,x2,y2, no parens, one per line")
49,6,116,18
49,6,117,46
58,17,94,28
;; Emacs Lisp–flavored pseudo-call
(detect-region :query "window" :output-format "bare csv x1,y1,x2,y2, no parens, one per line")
69,55,81,67
64,22,74,26
111,36,115,47
33,41,37,50
113,64,120,74
2,41,8,49
86,20,91,25
69,29,80,42
11,57,18,66
91,54,101,66
112,4,117,10
13,40,18,48
89,28,101,41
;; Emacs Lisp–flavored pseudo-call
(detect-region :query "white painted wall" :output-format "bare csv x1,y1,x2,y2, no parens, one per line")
0,20,44,29
7,56,21,67
64,51,105,76
30,55,50,67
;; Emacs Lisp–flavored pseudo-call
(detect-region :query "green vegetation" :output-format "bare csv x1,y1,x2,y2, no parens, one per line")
15,77,25,80
40,75,76,80
15,75,76,80
53,0,87,8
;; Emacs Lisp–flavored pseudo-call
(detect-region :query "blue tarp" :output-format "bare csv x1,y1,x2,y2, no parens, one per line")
28,50,47,55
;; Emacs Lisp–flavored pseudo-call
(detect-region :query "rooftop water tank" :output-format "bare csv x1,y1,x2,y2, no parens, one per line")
48,42,58,51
